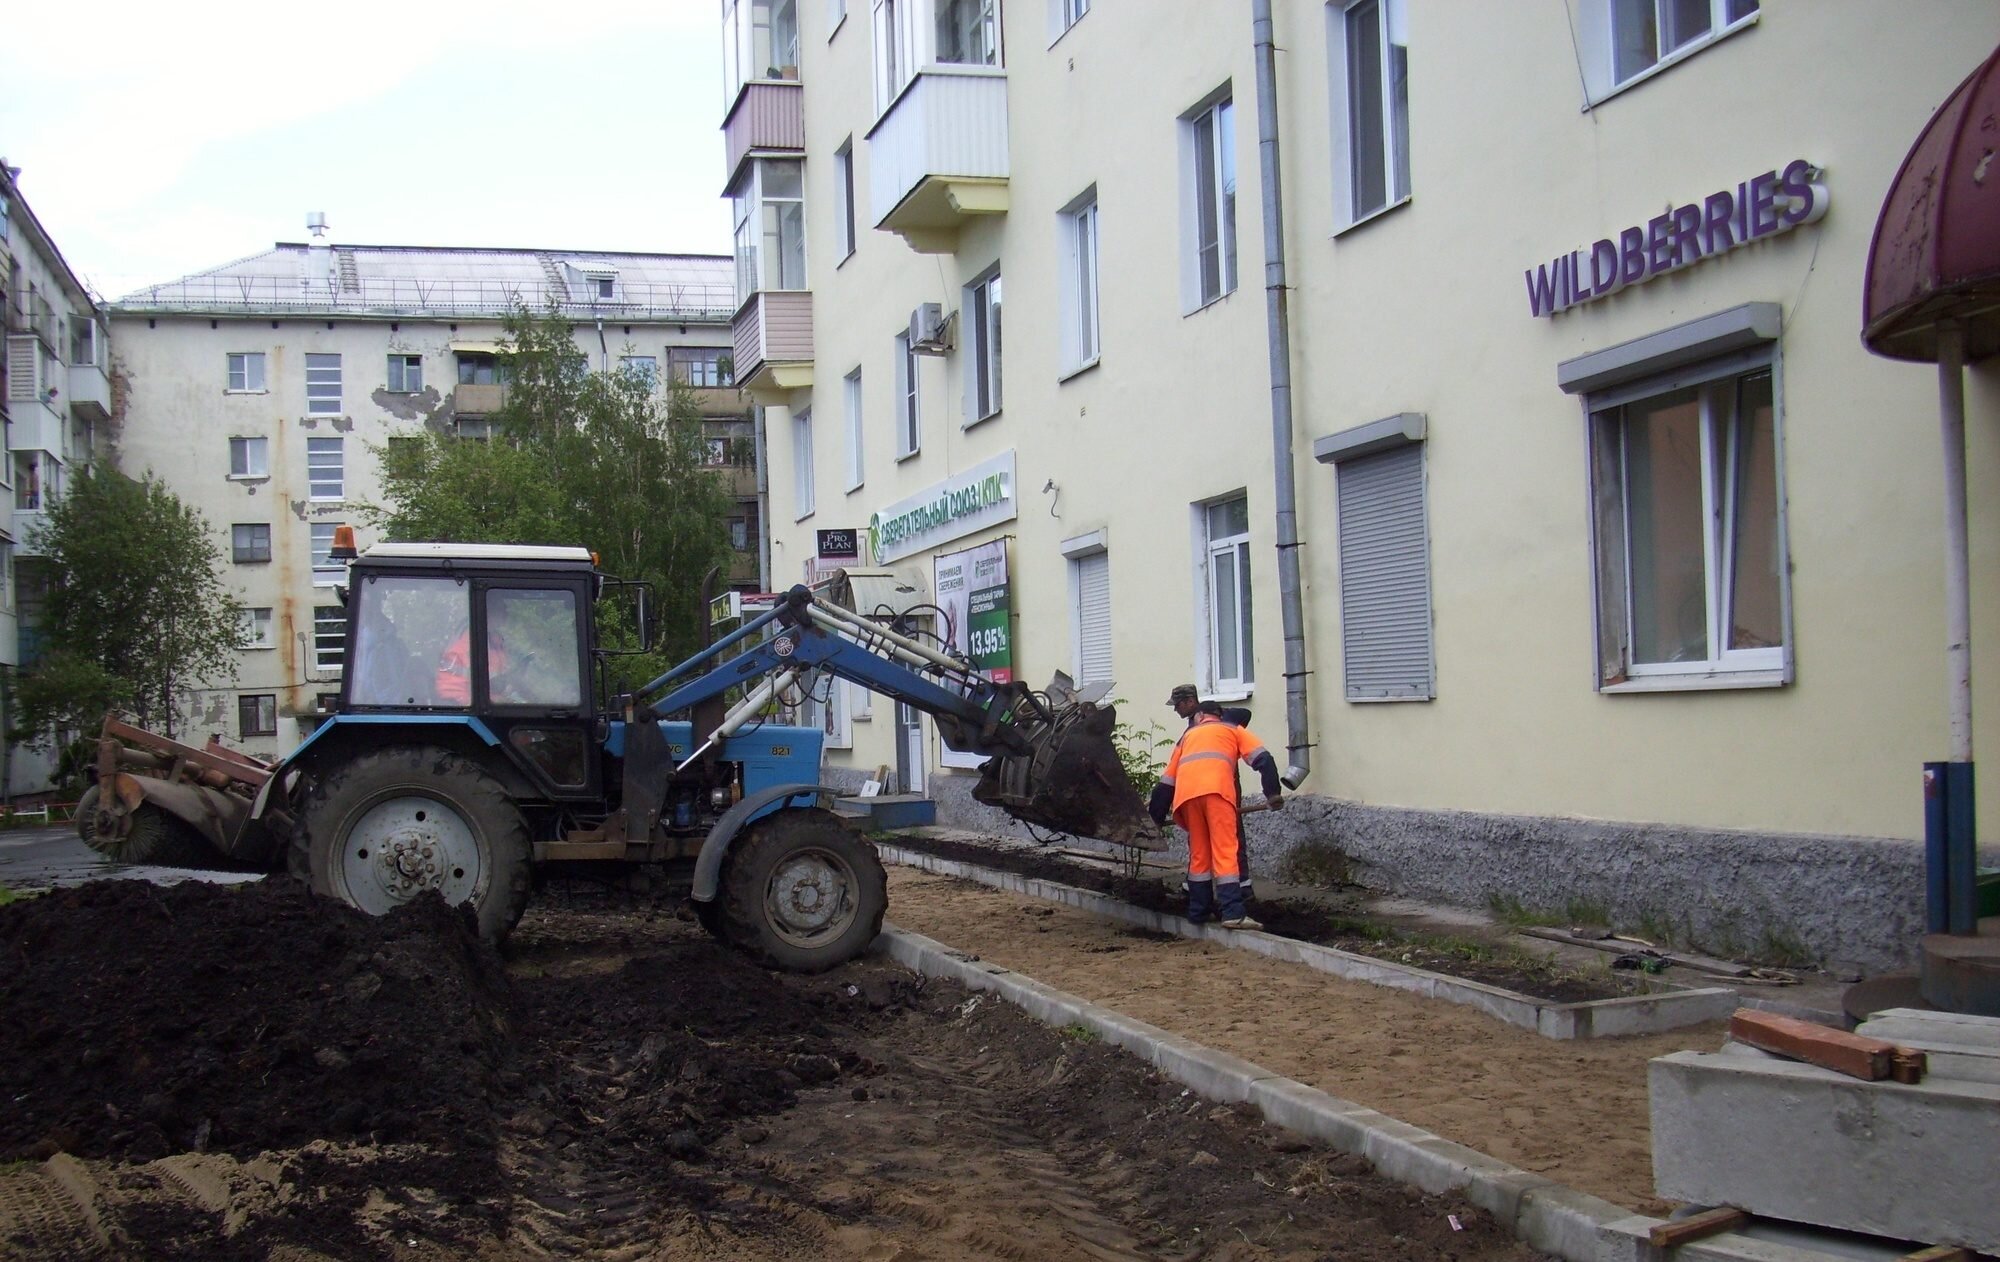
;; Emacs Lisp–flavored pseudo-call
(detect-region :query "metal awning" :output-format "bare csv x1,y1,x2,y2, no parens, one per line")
1862,41,2000,363
448,340,505,356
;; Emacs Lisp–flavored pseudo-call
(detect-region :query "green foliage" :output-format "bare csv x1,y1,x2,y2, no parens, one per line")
1486,893,1612,930
1058,1022,1100,1043
13,467,242,745
1108,702,1174,799
367,304,736,681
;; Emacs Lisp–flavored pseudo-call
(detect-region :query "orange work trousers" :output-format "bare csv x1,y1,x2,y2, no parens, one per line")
1174,792,1241,881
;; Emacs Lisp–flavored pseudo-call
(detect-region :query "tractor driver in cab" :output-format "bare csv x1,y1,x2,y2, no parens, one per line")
436,627,508,706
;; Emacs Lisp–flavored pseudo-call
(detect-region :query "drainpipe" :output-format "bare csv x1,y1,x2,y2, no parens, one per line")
1251,0,1310,790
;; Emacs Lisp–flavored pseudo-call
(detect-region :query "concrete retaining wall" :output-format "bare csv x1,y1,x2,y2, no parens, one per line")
920,769,1994,976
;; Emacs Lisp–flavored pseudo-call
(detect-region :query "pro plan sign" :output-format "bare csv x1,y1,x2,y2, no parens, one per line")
1525,159,1828,317
868,450,1016,564
816,528,860,559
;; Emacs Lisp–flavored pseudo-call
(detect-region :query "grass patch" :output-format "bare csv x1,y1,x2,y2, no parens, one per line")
1059,1022,1099,1043
0,884,19,906
1486,893,1612,930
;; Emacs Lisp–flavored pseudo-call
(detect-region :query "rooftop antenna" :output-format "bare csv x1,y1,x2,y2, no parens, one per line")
306,212,329,239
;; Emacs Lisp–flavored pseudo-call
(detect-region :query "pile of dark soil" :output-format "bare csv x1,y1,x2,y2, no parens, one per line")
0,878,511,1164
888,833,1631,1004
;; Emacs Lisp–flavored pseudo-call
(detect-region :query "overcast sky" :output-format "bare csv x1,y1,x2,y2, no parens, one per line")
2,0,733,301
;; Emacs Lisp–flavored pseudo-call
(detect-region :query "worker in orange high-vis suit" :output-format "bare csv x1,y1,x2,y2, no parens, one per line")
1148,700,1284,929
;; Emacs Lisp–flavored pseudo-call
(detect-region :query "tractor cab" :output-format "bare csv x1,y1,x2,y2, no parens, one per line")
329,541,605,802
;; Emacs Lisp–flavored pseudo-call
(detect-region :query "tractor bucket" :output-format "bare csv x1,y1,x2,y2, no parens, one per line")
973,700,1165,848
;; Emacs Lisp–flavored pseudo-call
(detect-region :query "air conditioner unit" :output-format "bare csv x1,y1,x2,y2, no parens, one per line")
909,303,952,355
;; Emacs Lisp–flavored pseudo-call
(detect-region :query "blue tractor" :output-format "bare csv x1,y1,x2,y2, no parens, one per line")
88,538,1152,972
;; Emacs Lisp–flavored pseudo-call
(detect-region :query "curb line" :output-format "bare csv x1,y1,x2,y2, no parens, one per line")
879,843,1738,1041
875,923,1629,1262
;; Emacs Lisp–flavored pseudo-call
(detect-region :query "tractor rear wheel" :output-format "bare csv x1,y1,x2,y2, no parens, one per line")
718,809,886,973
295,746,532,941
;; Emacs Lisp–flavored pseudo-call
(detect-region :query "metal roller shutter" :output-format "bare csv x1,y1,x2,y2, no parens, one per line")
1336,442,1434,700
1076,551,1113,685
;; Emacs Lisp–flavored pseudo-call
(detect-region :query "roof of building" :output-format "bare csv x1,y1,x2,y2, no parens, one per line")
113,241,736,323
1,163,102,315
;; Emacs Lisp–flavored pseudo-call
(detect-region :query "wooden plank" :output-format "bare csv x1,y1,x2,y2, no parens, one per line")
1647,1207,1748,1248
1729,1010,1902,1081
1891,1048,1930,1084
1515,926,1755,978
1896,1246,1972,1262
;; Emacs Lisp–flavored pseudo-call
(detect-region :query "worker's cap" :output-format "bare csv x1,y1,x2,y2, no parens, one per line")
1167,684,1200,705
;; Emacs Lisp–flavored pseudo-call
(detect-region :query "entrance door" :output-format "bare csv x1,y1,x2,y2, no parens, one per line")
895,701,926,794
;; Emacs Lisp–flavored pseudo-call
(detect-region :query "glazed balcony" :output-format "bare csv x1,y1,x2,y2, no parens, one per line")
731,291,813,399
867,66,1009,254
722,80,805,193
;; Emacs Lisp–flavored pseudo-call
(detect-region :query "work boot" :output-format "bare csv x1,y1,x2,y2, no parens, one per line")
1186,876,1215,925
1216,877,1251,925
1220,915,1264,931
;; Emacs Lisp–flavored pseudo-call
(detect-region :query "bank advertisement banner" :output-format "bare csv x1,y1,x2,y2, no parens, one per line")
934,538,1012,770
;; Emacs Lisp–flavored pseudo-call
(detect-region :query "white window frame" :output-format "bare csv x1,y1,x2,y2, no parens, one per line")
1192,494,1255,697
793,407,816,521
844,367,865,490
963,268,1002,425
305,353,342,416
1576,0,1759,104
732,159,807,299
619,354,658,383
387,353,423,393
311,521,346,587
307,436,345,501
1585,350,1790,691
1179,91,1237,313
241,606,275,650
1328,0,1411,232
226,352,267,393
1058,189,1100,376
228,436,269,479
894,331,921,459
873,0,1001,115
1047,0,1088,44
835,140,857,262
314,606,346,672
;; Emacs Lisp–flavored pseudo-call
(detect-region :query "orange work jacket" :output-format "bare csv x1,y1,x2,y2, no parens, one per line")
1162,714,1270,812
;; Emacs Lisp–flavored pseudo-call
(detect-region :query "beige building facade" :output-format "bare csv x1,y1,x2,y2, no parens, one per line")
1,163,111,797
722,0,2000,967
111,234,748,758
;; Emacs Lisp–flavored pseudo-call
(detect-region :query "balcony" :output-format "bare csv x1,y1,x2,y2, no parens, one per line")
731,291,813,399
11,510,50,559
689,386,750,418
722,80,805,193
866,67,1010,254
453,383,508,416
68,359,111,423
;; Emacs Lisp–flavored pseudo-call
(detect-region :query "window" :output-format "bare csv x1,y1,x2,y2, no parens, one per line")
226,353,266,392
835,140,857,261
14,454,41,511
307,436,344,501
705,420,755,466
793,407,816,519
595,276,616,300
1331,0,1411,228
1586,364,1785,687
1575,0,1758,101
1059,190,1100,374
1182,93,1237,311
238,694,278,738
387,353,423,393
620,355,657,383
1322,425,1433,700
68,317,98,368
723,0,801,105
936,0,998,64
229,436,269,478
730,516,751,550
0,542,12,614
486,588,583,708
964,270,1002,422
456,417,498,442
348,574,468,707
1201,495,1254,692
241,607,275,649
306,353,342,415
1068,543,1112,687
311,521,346,586
314,607,345,671
457,354,510,386
732,159,806,298
844,367,864,489
669,346,734,388
232,523,272,564
1051,0,1088,40
873,0,913,111
894,331,921,458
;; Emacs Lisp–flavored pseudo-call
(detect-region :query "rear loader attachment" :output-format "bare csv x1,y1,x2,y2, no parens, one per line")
83,715,280,868
972,700,1164,848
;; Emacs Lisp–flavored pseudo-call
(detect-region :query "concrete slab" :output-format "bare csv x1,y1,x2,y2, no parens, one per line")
880,843,1737,1040
876,923,1629,1261
1649,1049,2000,1252
1855,1007,2000,1085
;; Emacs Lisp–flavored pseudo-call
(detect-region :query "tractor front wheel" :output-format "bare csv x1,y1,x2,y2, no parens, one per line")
294,746,532,940
718,809,887,973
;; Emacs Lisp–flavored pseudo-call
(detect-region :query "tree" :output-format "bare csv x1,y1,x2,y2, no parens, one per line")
14,468,243,746
370,304,736,670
